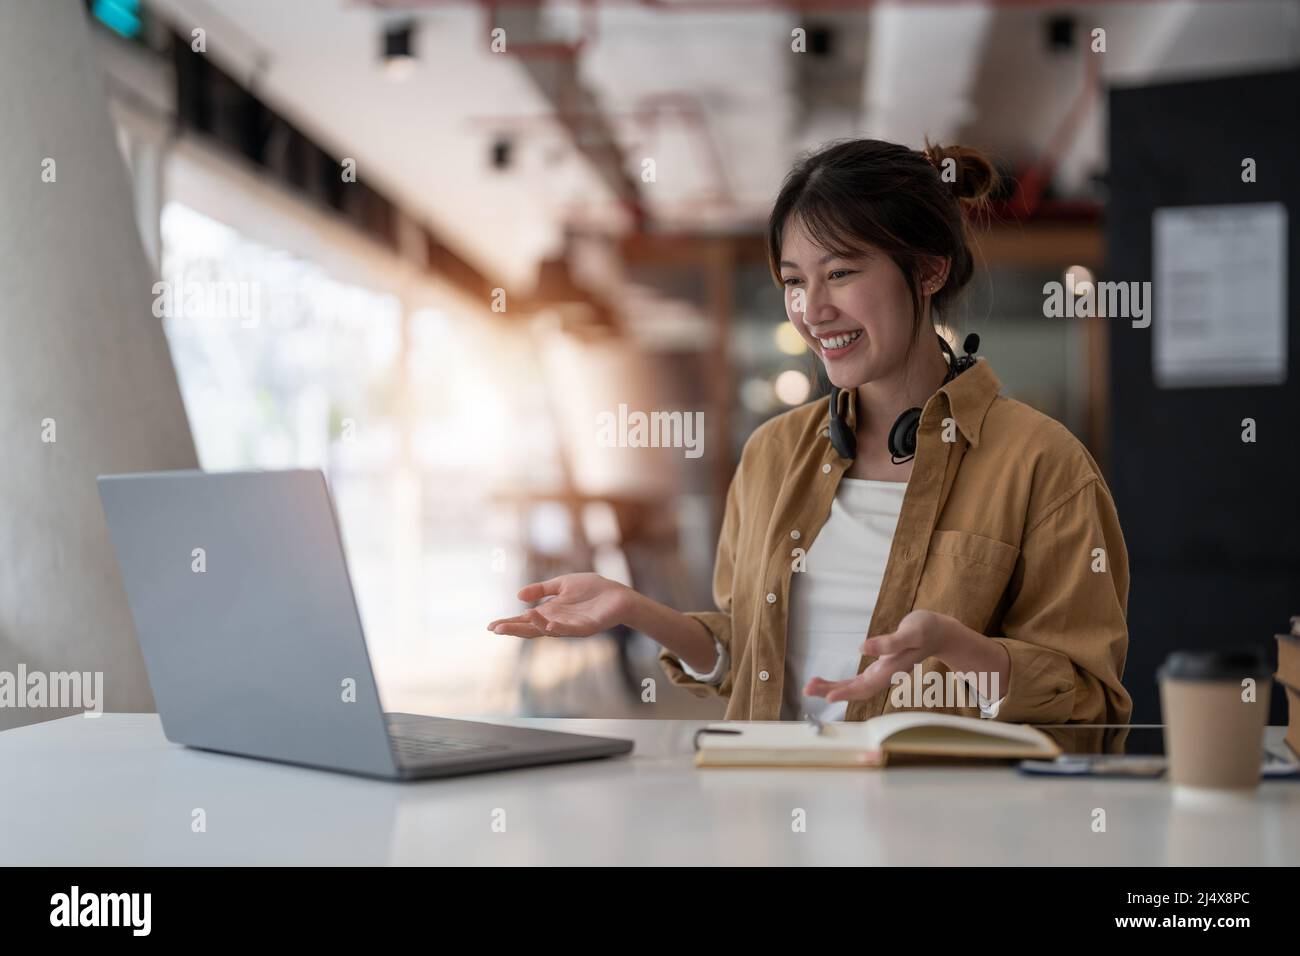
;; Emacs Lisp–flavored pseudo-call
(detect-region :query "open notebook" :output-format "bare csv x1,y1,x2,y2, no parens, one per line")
693,713,1062,768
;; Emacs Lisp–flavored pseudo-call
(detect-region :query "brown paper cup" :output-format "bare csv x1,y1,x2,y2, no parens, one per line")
1159,650,1272,793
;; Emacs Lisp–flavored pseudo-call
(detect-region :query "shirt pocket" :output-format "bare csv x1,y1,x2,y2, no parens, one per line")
915,530,1020,634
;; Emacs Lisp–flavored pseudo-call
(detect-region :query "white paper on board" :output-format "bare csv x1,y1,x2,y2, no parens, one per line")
1152,202,1288,388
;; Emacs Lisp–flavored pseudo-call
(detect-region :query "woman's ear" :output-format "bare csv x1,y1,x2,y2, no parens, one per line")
920,255,952,293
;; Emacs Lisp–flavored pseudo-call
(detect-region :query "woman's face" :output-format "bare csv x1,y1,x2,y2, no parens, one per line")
779,217,933,390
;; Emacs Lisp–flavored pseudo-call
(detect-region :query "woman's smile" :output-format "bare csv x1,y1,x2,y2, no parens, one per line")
815,327,865,358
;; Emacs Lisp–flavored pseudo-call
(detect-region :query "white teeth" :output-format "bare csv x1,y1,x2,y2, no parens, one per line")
818,329,862,350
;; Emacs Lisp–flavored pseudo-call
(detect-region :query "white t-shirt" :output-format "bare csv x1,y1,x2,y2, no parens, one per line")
679,476,1005,720
782,476,907,721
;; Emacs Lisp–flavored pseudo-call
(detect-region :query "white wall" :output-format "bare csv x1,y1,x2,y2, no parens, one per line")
0,0,198,729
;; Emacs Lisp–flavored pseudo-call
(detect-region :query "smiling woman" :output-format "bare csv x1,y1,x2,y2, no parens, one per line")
772,137,998,373
770,138,999,480
490,137,1132,730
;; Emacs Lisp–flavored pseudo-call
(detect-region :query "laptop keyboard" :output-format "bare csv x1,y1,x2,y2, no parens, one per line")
388,731,508,765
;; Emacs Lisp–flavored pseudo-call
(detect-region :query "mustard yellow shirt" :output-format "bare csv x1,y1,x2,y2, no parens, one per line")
659,358,1133,725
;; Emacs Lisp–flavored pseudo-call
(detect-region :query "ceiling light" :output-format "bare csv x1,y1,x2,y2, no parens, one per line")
774,370,811,406
382,21,417,81
774,323,807,356
1065,264,1094,295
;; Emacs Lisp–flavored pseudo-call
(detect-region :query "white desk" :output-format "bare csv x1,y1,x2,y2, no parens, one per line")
1,715,1297,865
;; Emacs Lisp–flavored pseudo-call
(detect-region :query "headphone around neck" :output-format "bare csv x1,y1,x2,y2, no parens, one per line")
827,332,980,464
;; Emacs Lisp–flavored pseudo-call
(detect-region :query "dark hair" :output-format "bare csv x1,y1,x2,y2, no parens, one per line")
766,137,1000,351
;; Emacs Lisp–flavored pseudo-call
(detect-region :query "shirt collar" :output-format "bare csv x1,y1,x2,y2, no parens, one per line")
827,358,1003,449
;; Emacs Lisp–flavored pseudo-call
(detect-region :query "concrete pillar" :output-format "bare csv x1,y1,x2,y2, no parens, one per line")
0,1,198,729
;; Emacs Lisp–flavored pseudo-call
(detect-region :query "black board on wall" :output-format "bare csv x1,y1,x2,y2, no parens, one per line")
1106,68,1299,724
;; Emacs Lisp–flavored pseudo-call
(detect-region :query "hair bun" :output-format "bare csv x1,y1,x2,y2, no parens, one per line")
922,137,999,206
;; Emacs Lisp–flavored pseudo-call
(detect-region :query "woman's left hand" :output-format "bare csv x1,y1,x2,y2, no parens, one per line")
804,609,951,704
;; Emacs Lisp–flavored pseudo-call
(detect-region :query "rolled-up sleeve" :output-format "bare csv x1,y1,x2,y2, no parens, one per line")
990,477,1132,725
657,448,744,699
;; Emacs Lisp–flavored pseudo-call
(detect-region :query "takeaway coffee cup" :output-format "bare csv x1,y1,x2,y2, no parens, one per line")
1158,649,1272,793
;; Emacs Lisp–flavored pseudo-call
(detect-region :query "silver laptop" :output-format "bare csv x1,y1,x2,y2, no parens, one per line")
97,469,633,780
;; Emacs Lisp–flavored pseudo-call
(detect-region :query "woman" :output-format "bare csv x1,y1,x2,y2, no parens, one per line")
488,137,1132,725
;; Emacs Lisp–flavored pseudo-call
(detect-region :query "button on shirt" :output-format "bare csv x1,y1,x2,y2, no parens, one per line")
659,358,1133,725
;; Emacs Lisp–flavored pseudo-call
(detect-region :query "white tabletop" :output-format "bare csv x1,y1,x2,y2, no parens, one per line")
2,714,1297,865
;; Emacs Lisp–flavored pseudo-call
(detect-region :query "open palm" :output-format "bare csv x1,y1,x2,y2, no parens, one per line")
488,573,630,638
803,610,942,703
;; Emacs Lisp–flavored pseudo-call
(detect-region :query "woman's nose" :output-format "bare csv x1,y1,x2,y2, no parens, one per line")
803,300,839,331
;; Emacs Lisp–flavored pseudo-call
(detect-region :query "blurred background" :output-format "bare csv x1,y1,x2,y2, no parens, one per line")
51,0,1300,722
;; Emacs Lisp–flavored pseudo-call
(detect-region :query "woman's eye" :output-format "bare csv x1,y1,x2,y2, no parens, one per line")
782,277,801,287
828,269,854,280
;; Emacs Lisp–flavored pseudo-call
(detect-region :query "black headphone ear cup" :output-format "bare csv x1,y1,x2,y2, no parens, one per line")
888,407,922,460
830,416,857,459
828,389,857,459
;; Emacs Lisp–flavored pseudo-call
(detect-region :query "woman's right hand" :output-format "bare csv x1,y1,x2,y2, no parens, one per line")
487,573,635,638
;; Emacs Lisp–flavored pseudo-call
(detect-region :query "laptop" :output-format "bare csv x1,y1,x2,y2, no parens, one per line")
97,469,633,780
